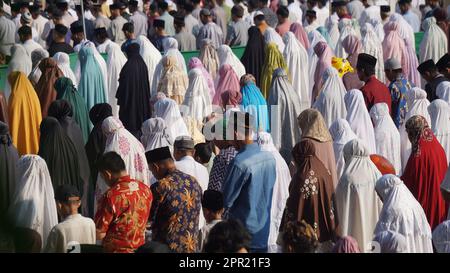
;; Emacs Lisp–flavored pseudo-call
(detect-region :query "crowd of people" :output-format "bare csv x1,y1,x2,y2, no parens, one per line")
1,0,450,254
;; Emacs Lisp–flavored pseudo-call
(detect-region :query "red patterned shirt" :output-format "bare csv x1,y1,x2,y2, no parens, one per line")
95,176,152,253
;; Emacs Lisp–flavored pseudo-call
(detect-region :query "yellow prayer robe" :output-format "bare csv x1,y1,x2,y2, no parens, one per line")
8,71,42,155
260,43,288,99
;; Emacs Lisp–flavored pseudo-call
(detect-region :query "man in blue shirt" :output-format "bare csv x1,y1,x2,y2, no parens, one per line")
222,112,277,253
399,0,420,32
121,22,137,53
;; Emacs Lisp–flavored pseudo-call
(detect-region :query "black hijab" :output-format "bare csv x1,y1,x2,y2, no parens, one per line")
0,122,19,224
116,43,152,139
240,26,266,87
38,117,83,195
84,103,112,217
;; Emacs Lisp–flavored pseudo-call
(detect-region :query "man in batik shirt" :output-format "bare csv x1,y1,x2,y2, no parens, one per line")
146,146,202,253
384,58,413,128
95,152,152,253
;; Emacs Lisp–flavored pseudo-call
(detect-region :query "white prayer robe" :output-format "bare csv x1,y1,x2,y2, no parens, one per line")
437,81,450,104
428,99,450,164
136,35,162,98
264,27,285,53
106,42,127,117
329,119,358,179
419,17,448,63
361,23,386,83
53,52,78,87
217,44,246,80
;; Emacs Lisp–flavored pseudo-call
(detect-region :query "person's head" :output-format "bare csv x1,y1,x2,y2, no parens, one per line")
110,2,124,17
428,0,440,8
153,19,166,34
94,27,109,44
20,11,33,26
204,219,251,253
173,135,195,160
384,58,403,82
52,8,64,24
158,0,169,14
70,22,85,44
194,142,212,165
184,2,194,15
91,4,102,17
122,22,135,39
97,152,128,187
380,5,390,21
30,4,41,19
53,24,68,42
228,112,255,150
253,13,266,26
436,53,450,78
192,0,201,7
54,185,81,219
200,8,212,24
145,146,175,180
56,0,69,12
202,189,224,222
257,0,267,8
307,0,316,9
19,1,30,13
305,9,316,25
334,1,348,18
18,25,32,43
128,0,139,13
417,59,439,82
276,5,289,23
247,0,258,12
398,0,411,14
173,16,185,33
282,220,319,253
231,5,244,22
356,53,377,81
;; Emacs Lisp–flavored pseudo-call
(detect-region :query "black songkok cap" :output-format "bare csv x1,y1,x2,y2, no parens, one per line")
54,24,68,35
306,9,317,17
436,53,450,70
417,59,437,74
55,184,81,202
380,5,390,12
145,146,172,163
332,1,347,8
357,53,377,68
153,19,165,28
70,22,84,34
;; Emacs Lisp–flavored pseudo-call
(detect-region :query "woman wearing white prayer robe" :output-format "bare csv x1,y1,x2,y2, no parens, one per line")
373,230,408,253
428,99,450,164
325,16,339,51
307,30,326,102
329,119,358,179
217,44,246,80
53,52,77,87
361,23,385,83
437,81,450,104
283,32,310,111
432,220,450,253
4,44,32,100
257,132,291,253
136,35,162,94
105,42,127,117
313,67,347,128
419,17,448,64
264,27,285,54
399,87,431,172
153,94,190,141
141,117,173,152
344,89,377,154
374,174,433,253
335,139,383,252
8,155,58,249
369,103,402,175
335,18,360,59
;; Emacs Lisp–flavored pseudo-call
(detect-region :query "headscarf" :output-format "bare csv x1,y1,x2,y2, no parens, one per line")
260,42,288,99
335,18,360,59
8,155,58,249
264,27,285,53
213,64,241,105
47,100,91,215
281,139,338,243
189,57,216,101
344,89,377,154
162,37,187,72
335,139,382,252
8,71,42,155
257,132,291,253
289,22,310,50
183,67,212,123
325,16,340,51
313,67,347,128
373,230,408,253
389,13,415,49
54,77,90,142
0,122,19,222
332,236,360,253
297,108,332,143
307,31,326,98
283,32,310,110
361,23,385,83
267,68,302,163
312,41,334,102
329,118,357,179
374,174,433,253
75,42,108,98
437,81,450,104
428,99,450,163
105,42,127,117
369,103,402,175
342,35,364,90
153,95,189,141
38,116,84,195
240,80,270,133
156,55,189,104
199,39,220,80
4,44,32,100
141,118,173,152
382,21,409,79
35,58,63,118
77,46,107,111
432,220,450,253
116,43,152,139
420,16,448,63
136,35,162,92
29,49,50,86
220,90,242,108
218,45,246,80
401,115,448,230
95,117,150,210
53,52,77,87
240,26,266,87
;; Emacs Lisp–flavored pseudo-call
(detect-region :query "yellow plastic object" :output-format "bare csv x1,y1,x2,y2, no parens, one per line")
331,57,354,77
